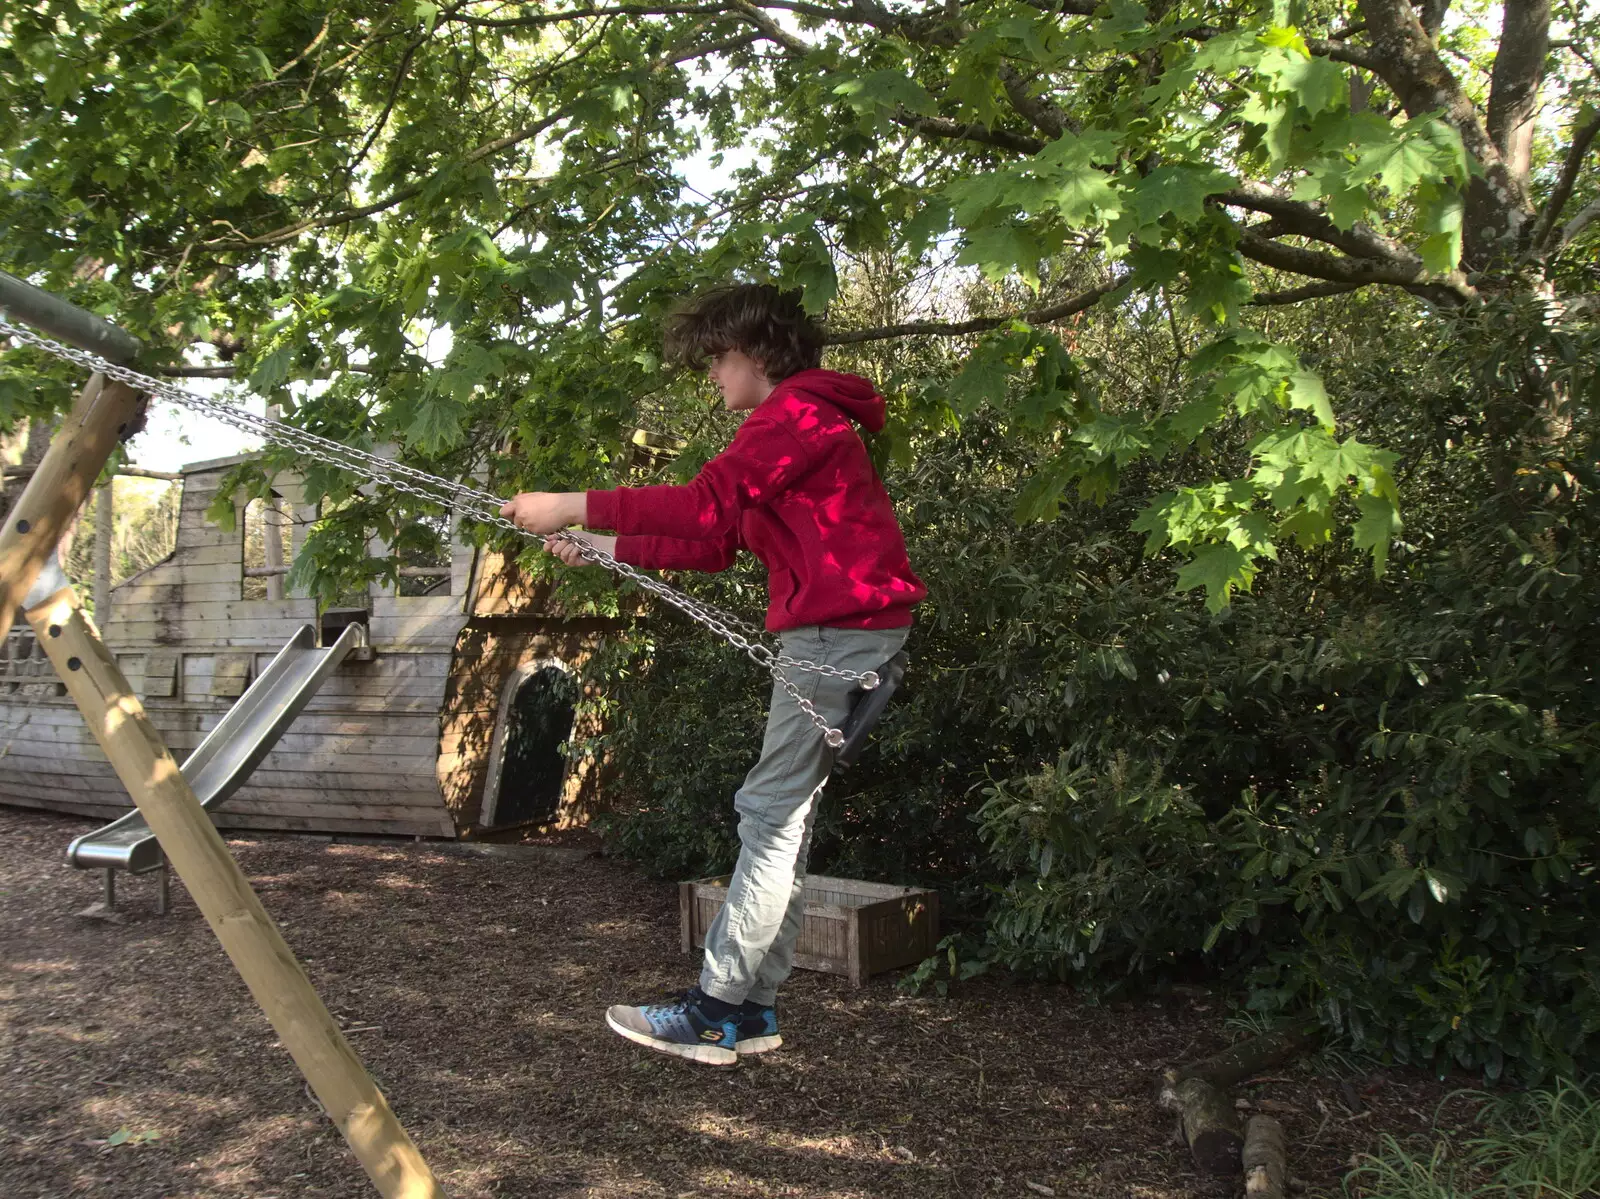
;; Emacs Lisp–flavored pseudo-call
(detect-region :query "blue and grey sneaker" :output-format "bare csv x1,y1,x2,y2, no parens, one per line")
733,1001,782,1056
604,989,738,1066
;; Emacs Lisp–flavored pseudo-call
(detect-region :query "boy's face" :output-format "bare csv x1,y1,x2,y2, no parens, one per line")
708,349,775,412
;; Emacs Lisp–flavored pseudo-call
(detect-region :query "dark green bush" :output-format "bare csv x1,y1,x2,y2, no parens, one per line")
582,299,1599,1082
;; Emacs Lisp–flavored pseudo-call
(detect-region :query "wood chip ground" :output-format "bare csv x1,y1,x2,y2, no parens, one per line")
1,809,1463,1198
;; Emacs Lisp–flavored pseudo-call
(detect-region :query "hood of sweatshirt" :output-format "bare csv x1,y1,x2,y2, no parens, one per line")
771,369,887,433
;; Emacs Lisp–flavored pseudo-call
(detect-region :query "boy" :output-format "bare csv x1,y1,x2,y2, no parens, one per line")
500,283,925,1066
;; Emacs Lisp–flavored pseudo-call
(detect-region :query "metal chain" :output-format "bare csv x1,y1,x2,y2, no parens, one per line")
0,316,879,745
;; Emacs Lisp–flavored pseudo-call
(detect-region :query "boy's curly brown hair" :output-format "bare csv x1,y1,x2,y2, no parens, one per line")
663,283,824,382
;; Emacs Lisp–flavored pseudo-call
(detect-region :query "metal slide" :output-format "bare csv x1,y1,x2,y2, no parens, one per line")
66,622,366,907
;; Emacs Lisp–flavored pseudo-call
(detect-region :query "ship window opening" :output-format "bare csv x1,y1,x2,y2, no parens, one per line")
242,493,290,600
395,512,452,597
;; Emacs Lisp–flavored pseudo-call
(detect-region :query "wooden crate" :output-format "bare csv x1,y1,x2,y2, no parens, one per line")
679,874,939,986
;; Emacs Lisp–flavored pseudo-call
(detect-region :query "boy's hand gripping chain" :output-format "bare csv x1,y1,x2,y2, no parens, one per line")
0,317,878,748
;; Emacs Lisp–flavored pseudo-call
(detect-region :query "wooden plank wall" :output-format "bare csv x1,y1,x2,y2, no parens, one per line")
0,466,462,839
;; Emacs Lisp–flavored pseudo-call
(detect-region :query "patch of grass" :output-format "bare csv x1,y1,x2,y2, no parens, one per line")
1344,1079,1600,1199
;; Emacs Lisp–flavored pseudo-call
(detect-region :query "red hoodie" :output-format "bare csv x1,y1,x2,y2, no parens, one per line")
586,369,926,632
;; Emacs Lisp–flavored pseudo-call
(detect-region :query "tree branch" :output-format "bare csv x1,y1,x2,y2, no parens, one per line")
1354,0,1501,171
1532,108,1600,250
828,277,1122,343
1235,228,1475,304
1183,24,1386,71
443,3,725,28
998,64,1077,138
206,108,572,247
892,111,1046,155
1355,0,1534,257
1220,183,1428,267
728,0,812,55
1248,281,1366,305
1485,0,1551,184
156,364,379,378
337,33,430,196
1558,195,1600,247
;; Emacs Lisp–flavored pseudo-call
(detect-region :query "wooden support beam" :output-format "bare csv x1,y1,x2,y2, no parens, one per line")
0,269,143,363
0,368,445,1197
92,483,113,622
24,584,446,1199
0,372,144,644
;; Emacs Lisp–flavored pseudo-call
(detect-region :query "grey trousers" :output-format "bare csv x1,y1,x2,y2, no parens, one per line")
699,623,910,1007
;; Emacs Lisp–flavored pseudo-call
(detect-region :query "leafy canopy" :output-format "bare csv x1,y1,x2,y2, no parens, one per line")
0,0,1593,605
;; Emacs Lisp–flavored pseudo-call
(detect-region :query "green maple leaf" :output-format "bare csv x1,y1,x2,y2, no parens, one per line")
1324,184,1374,231
1013,453,1077,523
1072,413,1150,465
944,172,1011,227
903,196,953,256
1126,242,1185,286
833,71,936,117
1131,165,1238,225
406,393,467,453
248,342,295,392
1278,505,1334,548
1045,166,1122,226
1165,393,1228,444
957,221,1045,288
1285,369,1335,428
1352,492,1402,574
1292,160,1374,231
793,253,838,310
947,347,1015,414
1176,542,1262,611
1192,30,1260,75
1241,90,1296,165
1302,434,1395,493
1355,129,1449,195
1185,256,1251,326
1143,59,1200,108
1259,48,1347,117
1132,489,1192,555
1035,129,1123,171
1415,182,1465,274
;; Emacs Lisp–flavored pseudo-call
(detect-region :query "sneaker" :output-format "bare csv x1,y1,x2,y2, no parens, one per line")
733,1001,782,1056
604,990,738,1066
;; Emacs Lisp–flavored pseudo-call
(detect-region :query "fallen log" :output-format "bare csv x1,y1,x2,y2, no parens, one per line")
1174,1076,1244,1175
1243,1114,1288,1198
1168,1023,1321,1091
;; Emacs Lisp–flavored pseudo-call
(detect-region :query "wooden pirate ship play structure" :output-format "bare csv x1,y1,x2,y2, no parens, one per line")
0,269,615,865
0,448,613,845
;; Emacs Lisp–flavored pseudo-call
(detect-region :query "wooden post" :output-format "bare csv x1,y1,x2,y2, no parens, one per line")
25,585,445,1198
263,494,286,601
0,373,143,644
0,372,447,1199
92,482,113,622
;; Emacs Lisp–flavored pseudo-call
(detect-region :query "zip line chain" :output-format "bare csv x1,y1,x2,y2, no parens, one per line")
0,316,879,747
